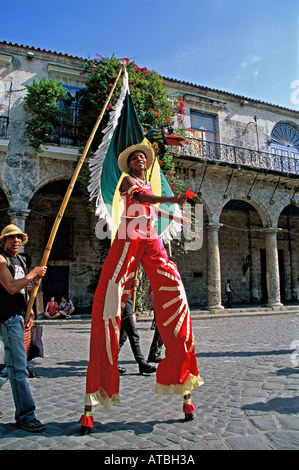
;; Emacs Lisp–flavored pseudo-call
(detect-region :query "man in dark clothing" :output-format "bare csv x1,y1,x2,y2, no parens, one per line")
225,279,235,308
0,224,47,432
119,289,156,375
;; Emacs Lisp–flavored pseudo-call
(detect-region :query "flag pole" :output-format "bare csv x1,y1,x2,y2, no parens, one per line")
25,64,124,323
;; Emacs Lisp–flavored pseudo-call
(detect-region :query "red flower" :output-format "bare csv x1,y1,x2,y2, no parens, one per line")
185,189,195,199
108,83,113,87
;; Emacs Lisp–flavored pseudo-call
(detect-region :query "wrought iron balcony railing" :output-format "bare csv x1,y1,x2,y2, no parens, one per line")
175,138,299,176
46,125,81,147
0,116,8,138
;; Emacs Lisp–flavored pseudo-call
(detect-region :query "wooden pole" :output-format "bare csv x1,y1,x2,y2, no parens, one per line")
25,65,124,323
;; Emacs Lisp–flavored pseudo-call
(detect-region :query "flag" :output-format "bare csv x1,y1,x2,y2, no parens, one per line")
88,68,181,242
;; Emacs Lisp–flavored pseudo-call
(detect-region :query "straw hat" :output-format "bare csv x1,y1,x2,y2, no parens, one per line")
0,224,28,244
118,144,154,173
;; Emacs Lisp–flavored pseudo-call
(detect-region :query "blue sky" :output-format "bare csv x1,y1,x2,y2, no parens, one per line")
1,0,298,110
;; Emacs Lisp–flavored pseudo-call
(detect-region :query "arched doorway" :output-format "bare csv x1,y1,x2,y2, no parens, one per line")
175,200,209,306
26,179,96,311
278,204,299,301
0,186,10,230
219,199,264,305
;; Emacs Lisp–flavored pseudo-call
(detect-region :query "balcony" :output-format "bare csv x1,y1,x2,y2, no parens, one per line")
46,125,80,148
175,138,299,176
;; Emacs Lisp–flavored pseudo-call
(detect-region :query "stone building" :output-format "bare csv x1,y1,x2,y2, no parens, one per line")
0,41,298,312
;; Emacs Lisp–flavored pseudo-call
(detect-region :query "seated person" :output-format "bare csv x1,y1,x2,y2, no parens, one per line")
58,296,75,318
44,297,59,319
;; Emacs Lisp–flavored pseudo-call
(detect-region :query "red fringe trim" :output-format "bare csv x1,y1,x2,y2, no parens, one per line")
79,414,94,428
183,402,196,414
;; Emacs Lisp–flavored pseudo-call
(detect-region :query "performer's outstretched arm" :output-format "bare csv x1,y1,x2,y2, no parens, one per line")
120,175,187,206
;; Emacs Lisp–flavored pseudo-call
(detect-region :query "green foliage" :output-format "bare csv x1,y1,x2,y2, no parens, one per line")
77,55,174,149
24,79,72,152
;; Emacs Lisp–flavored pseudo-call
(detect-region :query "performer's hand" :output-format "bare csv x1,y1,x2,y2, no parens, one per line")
173,193,187,206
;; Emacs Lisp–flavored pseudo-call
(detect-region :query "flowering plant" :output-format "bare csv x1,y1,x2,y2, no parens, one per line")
78,55,174,148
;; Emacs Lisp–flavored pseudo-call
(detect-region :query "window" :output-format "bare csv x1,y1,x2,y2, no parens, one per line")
270,123,299,173
51,85,82,147
190,112,216,142
0,116,8,137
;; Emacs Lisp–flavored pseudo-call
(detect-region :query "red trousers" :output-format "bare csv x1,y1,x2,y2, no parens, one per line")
84,220,203,408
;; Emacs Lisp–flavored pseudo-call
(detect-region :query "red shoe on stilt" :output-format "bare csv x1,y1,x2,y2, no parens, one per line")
79,414,93,435
183,401,196,421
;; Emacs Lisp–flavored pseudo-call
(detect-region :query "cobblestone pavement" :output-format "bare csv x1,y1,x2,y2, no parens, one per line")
0,312,298,452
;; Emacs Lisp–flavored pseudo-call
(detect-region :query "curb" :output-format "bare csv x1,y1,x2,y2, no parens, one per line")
35,306,299,325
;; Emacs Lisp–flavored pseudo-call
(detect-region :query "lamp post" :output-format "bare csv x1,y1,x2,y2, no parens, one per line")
243,116,260,152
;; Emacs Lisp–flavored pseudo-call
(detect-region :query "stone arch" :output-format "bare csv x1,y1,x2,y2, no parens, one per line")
190,194,211,225
219,198,266,305
25,177,99,312
277,204,299,301
27,170,77,206
0,181,11,205
0,185,10,228
220,196,270,228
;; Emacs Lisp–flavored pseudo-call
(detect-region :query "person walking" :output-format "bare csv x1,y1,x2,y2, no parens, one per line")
118,285,156,375
0,224,47,432
225,279,235,308
145,284,163,363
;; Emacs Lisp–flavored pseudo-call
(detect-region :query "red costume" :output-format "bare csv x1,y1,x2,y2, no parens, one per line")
81,180,203,423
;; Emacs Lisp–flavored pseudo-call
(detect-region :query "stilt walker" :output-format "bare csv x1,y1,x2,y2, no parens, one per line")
80,68,204,434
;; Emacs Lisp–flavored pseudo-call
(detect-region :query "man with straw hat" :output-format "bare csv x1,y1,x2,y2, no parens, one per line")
0,224,47,432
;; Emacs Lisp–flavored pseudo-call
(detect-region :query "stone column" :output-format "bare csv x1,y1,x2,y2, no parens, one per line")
249,249,259,303
206,223,224,311
7,209,30,252
264,228,283,307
